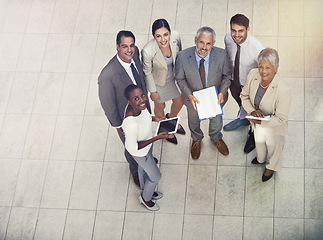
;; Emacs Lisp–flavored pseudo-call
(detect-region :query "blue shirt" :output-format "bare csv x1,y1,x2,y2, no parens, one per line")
195,51,210,87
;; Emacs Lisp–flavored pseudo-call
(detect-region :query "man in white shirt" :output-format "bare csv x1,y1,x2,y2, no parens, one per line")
98,30,151,186
224,14,265,153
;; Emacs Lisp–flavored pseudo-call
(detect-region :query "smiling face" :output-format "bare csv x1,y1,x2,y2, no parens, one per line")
258,60,278,83
128,88,147,113
195,32,214,58
230,23,249,45
153,27,171,49
117,36,135,63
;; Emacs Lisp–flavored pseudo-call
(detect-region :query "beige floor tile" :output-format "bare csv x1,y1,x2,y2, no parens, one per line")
305,79,323,122
275,168,304,218
41,34,73,72
185,165,216,215
50,115,83,160
0,159,20,206
152,213,183,240
133,34,150,52
64,210,95,240
13,160,47,207
125,176,145,212
257,36,278,49
176,0,202,35
69,161,102,210
25,0,55,34
282,121,304,168
0,207,10,239
32,73,65,114
278,1,304,36
58,73,91,115
201,0,228,36
305,122,323,168
157,164,188,214
305,169,323,219
125,0,152,35
16,34,47,72
0,0,8,32
50,0,80,34
244,167,275,217
305,37,323,78
227,0,252,24
41,160,75,209
67,34,98,73
0,114,30,158
0,33,23,71
278,37,304,77
74,0,104,34
99,0,127,33
6,72,39,114
223,93,240,120
122,212,154,240
283,78,304,121
2,0,32,33
92,211,124,240
105,127,128,162
182,214,213,240
23,114,56,160
34,209,66,240
0,72,14,113
244,217,273,240
274,218,303,240
304,219,323,240
213,216,243,240
77,116,108,161
179,34,196,50
85,74,105,116
215,166,245,216
6,207,38,240
97,162,129,211
150,0,178,32
304,0,323,37
253,0,278,36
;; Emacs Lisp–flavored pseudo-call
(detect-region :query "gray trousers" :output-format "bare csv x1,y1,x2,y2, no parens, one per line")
133,147,161,201
184,93,227,142
117,129,138,177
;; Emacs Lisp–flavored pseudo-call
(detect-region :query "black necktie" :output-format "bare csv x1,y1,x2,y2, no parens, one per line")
199,59,206,88
234,44,241,87
130,63,143,89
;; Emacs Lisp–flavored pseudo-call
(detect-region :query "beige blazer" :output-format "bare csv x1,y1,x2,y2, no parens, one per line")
240,68,291,136
141,30,182,93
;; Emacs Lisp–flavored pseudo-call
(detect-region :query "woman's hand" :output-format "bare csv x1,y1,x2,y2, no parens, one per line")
248,110,264,124
150,92,160,101
156,132,170,140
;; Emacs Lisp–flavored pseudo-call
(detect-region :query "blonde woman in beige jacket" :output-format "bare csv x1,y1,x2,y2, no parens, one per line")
142,19,185,144
241,48,291,182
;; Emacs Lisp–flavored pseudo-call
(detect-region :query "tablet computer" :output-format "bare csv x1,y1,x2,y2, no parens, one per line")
155,116,180,136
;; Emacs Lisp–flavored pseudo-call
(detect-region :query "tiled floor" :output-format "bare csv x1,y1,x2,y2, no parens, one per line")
0,0,322,239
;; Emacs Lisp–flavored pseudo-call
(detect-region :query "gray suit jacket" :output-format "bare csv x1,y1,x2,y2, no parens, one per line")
175,46,231,101
98,47,150,127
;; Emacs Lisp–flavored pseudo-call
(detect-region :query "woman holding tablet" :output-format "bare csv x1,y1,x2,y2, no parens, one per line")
142,18,185,144
123,84,169,211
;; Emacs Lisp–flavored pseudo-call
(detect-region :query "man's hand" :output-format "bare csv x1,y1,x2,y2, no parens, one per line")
188,95,200,111
150,92,160,101
217,92,224,104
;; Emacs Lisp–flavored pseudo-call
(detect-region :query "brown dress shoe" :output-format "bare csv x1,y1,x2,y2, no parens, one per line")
215,139,229,155
191,140,201,159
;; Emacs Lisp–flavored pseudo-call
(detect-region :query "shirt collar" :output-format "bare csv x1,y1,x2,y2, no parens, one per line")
194,49,211,63
117,54,135,70
240,34,250,48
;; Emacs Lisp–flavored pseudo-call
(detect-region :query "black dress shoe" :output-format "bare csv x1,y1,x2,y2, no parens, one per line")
165,113,186,135
244,131,255,153
262,169,274,182
166,134,178,144
251,157,265,165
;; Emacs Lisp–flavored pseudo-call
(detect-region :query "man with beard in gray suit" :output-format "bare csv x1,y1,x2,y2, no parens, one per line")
176,26,231,160
98,30,151,187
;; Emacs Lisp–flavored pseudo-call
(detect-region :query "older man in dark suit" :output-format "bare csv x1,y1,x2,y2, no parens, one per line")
98,30,150,186
176,26,231,160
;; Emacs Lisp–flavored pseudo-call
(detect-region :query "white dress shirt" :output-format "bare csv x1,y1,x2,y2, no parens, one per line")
117,54,138,85
225,33,265,86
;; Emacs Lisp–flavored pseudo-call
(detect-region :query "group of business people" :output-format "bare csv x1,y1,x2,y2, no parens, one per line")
98,14,291,211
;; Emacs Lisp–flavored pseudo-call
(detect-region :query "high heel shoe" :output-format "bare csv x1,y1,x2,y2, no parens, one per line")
262,169,274,182
166,134,177,144
151,191,163,200
166,113,186,135
139,195,159,211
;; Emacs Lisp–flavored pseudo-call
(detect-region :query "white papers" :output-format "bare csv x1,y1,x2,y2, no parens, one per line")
192,86,223,121
245,115,271,121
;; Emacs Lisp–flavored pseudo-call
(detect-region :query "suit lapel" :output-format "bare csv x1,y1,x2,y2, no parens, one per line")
112,56,133,86
188,49,203,89
207,48,217,87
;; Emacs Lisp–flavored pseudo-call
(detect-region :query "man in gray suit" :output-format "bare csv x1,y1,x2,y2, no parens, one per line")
176,26,231,160
98,30,150,186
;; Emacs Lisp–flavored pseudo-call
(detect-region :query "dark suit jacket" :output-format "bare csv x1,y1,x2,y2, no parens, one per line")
175,46,231,102
98,47,150,127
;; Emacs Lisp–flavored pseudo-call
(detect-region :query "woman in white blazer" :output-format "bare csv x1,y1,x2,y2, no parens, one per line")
240,48,291,182
142,19,185,144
